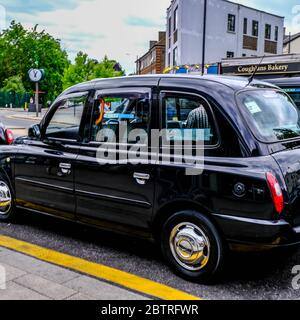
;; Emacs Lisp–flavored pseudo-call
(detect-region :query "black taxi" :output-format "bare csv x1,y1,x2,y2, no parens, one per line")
0,75,300,283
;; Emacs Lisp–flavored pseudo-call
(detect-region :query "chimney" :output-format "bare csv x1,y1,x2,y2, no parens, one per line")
158,31,166,42
150,41,156,49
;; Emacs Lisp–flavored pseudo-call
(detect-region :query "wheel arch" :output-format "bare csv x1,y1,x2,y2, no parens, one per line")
151,200,224,242
0,167,14,192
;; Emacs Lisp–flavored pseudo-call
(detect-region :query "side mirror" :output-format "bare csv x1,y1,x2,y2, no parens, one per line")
28,124,41,140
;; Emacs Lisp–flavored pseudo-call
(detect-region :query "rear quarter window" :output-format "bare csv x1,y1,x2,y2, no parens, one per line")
237,89,300,143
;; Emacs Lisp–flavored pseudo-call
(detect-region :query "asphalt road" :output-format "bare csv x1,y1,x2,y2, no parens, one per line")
0,109,300,300
0,211,300,300
0,110,35,129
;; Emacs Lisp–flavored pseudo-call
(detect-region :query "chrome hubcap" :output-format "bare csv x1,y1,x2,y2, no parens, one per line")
169,222,210,271
0,182,11,215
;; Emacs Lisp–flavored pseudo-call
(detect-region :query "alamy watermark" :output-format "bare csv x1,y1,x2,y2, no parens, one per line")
0,4,6,32
94,123,206,176
292,265,300,290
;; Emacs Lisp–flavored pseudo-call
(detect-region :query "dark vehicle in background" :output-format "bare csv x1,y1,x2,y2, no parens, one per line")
268,77,300,108
1,75,300,283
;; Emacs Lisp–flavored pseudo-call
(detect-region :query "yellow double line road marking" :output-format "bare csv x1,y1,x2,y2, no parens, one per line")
0,235,201,300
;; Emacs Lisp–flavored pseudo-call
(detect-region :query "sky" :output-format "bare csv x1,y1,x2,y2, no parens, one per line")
0,0,299,74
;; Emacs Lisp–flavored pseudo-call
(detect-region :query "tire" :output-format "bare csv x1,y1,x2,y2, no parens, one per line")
0,174,16,222
161,210,225,284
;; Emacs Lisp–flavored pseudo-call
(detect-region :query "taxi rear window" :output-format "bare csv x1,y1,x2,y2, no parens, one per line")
237,89,300,142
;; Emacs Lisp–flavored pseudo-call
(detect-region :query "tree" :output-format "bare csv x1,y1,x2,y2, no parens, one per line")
92,55,125,79
62,51,97,89
1,76,26,93
62,53,125,89
0,21,69,103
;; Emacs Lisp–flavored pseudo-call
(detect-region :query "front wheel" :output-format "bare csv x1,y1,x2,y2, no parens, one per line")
0,177,16,222
161,210,225,283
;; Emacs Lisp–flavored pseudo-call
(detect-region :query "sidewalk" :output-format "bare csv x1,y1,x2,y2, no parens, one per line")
0,246,149,300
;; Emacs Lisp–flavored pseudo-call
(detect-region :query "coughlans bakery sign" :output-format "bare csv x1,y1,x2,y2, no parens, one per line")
222,62,300,76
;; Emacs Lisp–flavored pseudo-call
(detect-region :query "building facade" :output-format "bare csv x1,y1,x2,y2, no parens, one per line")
221,54,300,79
136,32,166,75
166,0,284,68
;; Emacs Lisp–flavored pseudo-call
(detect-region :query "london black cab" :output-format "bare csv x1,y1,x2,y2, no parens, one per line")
1,75,300,283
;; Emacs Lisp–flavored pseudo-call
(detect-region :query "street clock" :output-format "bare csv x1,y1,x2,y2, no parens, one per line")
28,69,45,82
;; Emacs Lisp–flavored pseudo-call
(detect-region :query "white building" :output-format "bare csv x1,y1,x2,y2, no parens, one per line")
166,0,284,68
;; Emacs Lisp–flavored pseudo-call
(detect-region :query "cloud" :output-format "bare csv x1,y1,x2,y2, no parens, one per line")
2,0,300,74
6,0,170,74
0,0,93,14
125,16,162,28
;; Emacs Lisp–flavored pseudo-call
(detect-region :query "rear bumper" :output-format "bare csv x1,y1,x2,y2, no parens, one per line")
213,214,300,252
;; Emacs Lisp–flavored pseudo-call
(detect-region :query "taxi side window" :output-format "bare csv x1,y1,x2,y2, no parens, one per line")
162,93,219,146
91,93,150,144
45,95,86,140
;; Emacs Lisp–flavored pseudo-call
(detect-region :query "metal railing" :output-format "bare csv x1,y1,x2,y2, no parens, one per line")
0,91,30,109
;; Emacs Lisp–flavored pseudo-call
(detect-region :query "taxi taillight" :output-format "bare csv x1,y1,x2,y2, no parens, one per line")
266,172,284,215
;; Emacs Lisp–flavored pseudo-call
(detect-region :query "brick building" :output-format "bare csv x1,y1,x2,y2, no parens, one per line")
136,32,166,74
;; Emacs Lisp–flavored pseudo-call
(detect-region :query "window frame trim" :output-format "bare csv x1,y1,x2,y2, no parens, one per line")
275,26,279,42
227,14,236,33
243,17,248,35
173,6,178,32
159,90,221,150
265,23,272,40
86,87,153,147
252,20,259,38
41,91,90,142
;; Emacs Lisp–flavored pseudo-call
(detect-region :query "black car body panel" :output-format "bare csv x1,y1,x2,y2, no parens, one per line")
2,75,300,251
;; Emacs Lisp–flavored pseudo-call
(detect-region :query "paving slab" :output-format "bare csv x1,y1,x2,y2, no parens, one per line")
0,281,50,300
64,275,150,300
0,247,150,300
0,247,13,258
0,262,27,285
14,274,77,300
0,251,79,284
66,292,98,300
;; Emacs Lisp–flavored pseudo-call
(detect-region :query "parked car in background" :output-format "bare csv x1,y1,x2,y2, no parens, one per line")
1,75,300,283
268,77,300,108
0,124,14,145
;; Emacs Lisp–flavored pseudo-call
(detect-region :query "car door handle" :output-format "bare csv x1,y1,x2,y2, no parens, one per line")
58,163,72,176
133,173,150,185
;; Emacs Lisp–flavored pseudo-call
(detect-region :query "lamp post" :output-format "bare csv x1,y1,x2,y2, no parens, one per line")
201,0,207,76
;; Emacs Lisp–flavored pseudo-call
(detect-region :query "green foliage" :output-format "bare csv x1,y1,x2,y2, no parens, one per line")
62,51,97,89
0,21,69,102
63,53,125,89
0,21,126,102
1,75,26,93
92,55,125,79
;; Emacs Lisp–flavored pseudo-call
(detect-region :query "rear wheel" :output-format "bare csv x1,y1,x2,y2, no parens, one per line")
0,176,16,222
161,210,225,283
